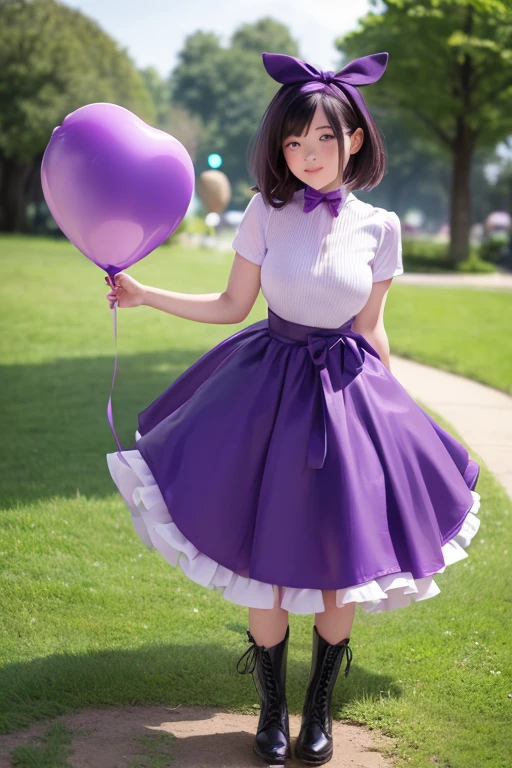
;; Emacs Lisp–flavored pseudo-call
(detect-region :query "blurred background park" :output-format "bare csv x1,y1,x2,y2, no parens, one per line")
1,0,512,268
1,2,511,768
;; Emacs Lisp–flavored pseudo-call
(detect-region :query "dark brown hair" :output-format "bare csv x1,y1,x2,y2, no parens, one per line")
247,82,387,208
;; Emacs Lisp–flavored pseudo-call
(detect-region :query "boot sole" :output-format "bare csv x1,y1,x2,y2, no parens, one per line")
294,743,333,765
253,741,292,765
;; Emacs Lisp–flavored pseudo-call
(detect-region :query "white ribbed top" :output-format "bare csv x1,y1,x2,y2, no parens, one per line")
232,183,404,328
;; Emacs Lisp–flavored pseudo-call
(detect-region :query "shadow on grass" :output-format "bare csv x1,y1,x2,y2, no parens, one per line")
1,346,216,509
0,630,392,735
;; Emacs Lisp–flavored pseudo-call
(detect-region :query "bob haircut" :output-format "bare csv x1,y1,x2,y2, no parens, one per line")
247,82,387,209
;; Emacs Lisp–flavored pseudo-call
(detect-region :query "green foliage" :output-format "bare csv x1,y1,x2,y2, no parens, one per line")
479,231,510,262
183,215,209,235
402,236,495,271
160,215,209,246
138,66,171,127
455,249,496,271
341,0,512,150
0,0,155,163
168,19,300,204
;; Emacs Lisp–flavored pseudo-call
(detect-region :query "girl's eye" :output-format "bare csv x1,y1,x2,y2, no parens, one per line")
286,134,334,148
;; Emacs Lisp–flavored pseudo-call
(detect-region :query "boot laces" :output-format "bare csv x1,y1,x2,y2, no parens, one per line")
236,630,284,730
236,632,259,675
310,641,353,728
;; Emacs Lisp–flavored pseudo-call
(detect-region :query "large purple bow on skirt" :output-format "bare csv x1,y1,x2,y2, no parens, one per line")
306,327,379,470
268,309,381,471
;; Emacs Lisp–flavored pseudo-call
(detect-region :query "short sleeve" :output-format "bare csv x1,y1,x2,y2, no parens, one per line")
370,211,404,282
232,192,270,266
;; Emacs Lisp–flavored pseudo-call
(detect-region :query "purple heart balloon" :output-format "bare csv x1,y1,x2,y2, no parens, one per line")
41,102,195,279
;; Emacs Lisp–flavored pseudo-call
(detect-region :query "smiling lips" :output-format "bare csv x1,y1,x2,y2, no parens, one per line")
305,167,323,173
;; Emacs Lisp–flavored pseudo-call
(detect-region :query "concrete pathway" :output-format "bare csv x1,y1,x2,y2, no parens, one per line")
391,354,512,497
396,270,512,290
0,705,400,768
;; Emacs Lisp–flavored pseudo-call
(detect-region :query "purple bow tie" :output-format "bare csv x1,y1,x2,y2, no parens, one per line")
303,186,344,217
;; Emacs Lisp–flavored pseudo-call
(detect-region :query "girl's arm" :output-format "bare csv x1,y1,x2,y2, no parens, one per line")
352,278,393,372
107,252,262,325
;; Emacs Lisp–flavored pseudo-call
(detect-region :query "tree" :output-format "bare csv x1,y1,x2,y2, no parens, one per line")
339,0,512,266
169,19,300,207
139,66,204,164
139,66,171,127
0,0,154,232
357,100,454,229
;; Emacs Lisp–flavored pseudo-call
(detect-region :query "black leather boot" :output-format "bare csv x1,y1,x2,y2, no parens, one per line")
295,624,353,766
236,624,292,765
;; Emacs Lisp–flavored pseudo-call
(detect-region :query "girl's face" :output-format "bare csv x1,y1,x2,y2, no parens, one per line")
281,103,363,193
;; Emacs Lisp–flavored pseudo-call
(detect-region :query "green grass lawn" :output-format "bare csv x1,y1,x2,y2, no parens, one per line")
387,286,512,395
1,235,511,768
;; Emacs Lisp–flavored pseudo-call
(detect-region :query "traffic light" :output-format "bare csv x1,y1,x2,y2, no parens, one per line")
207,153,222,169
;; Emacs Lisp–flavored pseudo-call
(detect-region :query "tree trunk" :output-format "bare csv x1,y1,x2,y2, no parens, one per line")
448,118,476,267
0,156,32,233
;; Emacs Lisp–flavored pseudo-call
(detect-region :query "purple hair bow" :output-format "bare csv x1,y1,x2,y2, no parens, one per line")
261,51,388,120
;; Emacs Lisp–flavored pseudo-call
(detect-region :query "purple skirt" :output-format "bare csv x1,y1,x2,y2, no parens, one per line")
106,307,481,614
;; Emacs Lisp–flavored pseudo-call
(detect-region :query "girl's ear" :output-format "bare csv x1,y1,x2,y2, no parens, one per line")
350,128,364,154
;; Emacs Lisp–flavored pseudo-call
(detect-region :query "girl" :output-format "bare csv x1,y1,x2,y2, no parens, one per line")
106,51,481,767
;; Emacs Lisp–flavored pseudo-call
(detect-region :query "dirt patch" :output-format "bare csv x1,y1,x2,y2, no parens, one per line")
0,705,400,767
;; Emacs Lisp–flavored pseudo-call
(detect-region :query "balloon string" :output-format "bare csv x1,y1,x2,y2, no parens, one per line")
107,299,131,468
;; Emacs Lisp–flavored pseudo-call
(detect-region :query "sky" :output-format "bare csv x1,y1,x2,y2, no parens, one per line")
65,0,511,168
66,0,377,77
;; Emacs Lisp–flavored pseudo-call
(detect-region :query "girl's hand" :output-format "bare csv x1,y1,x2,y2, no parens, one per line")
106,272,147,308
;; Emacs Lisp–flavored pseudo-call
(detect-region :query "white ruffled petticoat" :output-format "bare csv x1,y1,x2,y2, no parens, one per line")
106,431,481,615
